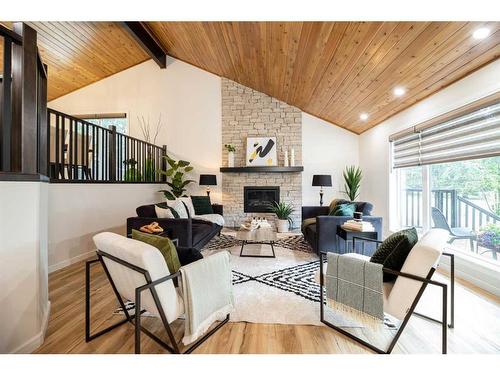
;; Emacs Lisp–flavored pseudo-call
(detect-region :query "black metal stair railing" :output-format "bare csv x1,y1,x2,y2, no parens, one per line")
47,108,167,183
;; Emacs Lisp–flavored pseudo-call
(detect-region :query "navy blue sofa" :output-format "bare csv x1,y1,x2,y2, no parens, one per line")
301,202,382,255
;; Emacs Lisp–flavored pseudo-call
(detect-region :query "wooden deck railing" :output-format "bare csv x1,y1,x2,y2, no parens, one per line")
404,188,499,231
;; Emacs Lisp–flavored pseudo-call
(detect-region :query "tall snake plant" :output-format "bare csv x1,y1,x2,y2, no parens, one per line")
343,165,362,201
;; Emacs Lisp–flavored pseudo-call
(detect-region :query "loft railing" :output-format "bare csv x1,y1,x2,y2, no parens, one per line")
47,109,167,183
404,188,499,232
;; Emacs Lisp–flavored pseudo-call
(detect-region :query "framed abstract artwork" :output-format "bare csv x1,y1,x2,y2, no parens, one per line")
246,137,277,166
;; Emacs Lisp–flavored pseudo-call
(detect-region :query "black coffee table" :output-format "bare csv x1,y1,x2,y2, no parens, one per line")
336,226,378,255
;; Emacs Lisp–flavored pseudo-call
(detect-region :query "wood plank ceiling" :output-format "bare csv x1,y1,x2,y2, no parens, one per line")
1,21,499,133
0,22,149,100
147,22,500,133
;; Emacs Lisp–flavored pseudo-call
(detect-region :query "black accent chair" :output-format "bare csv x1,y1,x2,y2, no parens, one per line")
431,207,477,252
127,203,223,265
301,202,383,255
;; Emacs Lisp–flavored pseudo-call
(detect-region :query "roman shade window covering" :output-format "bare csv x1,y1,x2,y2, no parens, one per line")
390,94,500,169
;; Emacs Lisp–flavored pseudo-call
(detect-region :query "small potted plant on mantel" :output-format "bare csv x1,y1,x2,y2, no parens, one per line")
271,201,295,233
224,144,236,167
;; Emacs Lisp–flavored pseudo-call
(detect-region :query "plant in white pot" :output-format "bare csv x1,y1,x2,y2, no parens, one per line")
271,201,294,233
224,144,236,167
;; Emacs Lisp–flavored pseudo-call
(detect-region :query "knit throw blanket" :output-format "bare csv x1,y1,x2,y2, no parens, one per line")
325,253,384,320
180,250,234,345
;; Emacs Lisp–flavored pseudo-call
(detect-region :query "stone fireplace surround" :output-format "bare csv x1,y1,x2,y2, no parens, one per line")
221,78,302,228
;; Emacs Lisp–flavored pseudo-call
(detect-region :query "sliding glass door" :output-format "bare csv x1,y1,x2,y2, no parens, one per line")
396,156,500,265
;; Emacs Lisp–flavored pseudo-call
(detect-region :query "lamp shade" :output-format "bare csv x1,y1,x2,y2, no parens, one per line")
199,174,217,186
312,174,332,187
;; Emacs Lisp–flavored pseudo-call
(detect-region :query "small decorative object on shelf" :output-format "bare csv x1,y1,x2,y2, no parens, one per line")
284,150,289,167
290,148,295,167
224,144,236,167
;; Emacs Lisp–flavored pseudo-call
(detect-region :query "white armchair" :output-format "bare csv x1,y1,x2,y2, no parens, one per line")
86,232,231,354
320,228,455,354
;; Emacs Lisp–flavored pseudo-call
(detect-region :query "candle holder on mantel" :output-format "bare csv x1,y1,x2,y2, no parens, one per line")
284,150,289,167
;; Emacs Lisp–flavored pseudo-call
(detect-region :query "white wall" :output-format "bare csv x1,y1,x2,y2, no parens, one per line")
0,181,49,353
49,57,223,203
302,113,359,206
48,184,163,272
359,59,500,235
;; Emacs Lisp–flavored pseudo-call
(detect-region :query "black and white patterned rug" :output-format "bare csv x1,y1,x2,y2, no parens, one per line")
202,233,314,253
114,236,384,328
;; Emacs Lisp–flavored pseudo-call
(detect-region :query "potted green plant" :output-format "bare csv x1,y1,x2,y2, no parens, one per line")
123,158,142,182
138,114,163,182
271,201,294,233
158,154,195,200
343,165,362,201
224,144,236,167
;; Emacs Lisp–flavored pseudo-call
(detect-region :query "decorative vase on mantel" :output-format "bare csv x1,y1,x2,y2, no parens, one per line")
228,151,235,168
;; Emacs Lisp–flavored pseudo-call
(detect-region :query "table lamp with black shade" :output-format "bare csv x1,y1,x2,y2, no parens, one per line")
312,174,332,206
199,174,217,197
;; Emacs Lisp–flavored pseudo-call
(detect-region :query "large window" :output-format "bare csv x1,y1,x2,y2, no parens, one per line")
392,94,500,266
396,157,500,265
80,113,128,134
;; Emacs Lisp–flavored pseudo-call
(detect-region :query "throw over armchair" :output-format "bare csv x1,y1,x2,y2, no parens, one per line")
86,232,231,354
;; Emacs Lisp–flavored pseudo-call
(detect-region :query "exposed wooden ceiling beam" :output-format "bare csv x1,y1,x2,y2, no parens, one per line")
123,22,167,69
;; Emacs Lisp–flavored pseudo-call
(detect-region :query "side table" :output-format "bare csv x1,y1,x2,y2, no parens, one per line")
336,226,378,255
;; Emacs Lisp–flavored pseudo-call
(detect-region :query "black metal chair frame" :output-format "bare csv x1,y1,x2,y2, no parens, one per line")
85,249,229,354
320,236,455,354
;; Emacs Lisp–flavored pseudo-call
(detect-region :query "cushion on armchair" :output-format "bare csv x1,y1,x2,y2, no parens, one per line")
370,227,418,282
132,229,181,274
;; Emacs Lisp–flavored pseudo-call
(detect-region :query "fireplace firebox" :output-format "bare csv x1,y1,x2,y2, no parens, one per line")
244,186,280,213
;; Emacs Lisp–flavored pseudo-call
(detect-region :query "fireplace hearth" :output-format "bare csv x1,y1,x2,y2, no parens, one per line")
244,186,280,213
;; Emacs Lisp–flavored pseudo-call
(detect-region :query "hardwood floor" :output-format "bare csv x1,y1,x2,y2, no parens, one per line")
34,257,500,354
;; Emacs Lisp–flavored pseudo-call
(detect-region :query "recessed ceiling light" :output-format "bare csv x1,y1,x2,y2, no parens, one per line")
394,87,406,97
473,28,490,40
359,113,369,121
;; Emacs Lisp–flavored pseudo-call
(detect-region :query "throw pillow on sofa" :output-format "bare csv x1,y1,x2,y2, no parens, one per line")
131,229,181,274
155,202,179,218
179,197,196,217
191,195,214,215
329,203,356,216
370,227,418,282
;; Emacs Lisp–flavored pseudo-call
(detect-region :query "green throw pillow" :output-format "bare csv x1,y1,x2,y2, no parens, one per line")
329,203,356,216
131,229,181,274
370,227,418,282
191,196,214,215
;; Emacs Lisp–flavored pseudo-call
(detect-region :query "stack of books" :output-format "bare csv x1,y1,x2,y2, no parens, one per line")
341,220,375,232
